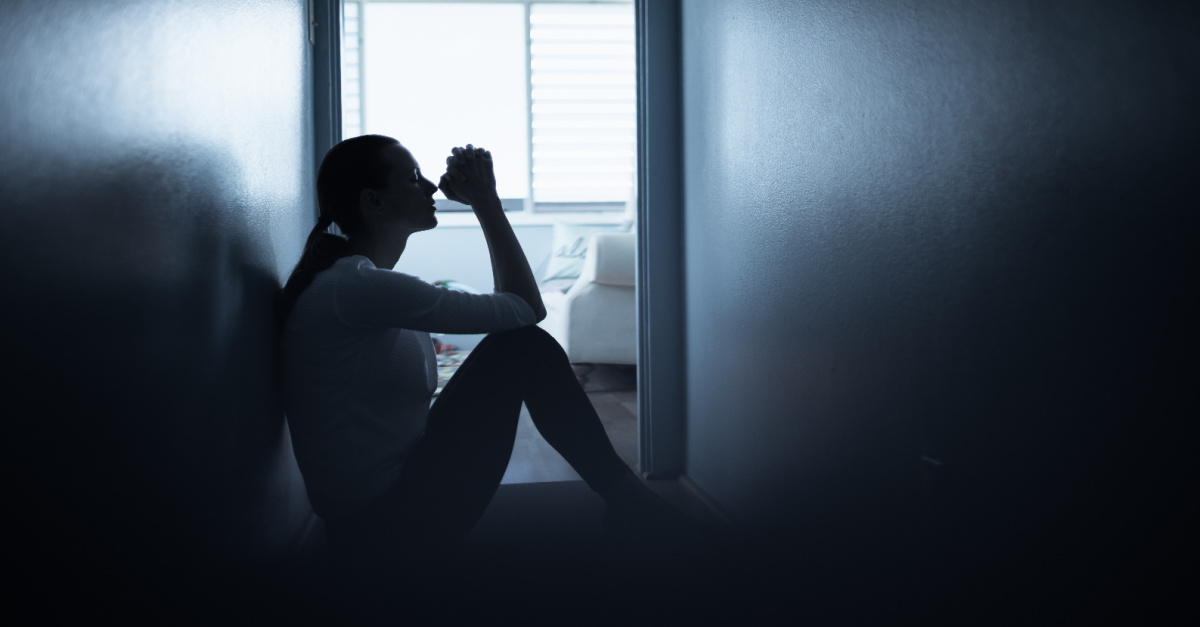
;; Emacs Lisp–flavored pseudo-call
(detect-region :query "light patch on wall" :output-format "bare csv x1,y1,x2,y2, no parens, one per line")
3,2,303,206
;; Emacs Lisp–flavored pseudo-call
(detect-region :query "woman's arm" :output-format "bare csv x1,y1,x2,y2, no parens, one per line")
474,195,547,322
440,145,546,322
331,259,538,333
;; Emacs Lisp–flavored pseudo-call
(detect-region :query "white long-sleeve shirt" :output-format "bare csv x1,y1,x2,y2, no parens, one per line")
281,255,536,518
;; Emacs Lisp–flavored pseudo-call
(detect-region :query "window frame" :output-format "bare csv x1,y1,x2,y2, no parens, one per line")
341,0,635,224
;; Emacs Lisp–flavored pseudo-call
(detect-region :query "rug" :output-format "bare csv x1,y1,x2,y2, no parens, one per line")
434,349,468,396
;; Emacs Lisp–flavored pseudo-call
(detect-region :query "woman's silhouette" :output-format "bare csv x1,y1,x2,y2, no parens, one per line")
280,135,690,567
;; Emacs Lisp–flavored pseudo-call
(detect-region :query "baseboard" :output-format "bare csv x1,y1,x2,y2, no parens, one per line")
678,473,740,533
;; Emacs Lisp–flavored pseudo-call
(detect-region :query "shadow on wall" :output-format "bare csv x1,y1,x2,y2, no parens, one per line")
0,142,311,598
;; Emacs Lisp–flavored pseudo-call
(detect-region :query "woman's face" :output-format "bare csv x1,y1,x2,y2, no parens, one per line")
366,144,440,234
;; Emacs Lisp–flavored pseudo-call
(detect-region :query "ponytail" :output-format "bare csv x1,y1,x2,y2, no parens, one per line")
279,221,352,324
279,134,400,324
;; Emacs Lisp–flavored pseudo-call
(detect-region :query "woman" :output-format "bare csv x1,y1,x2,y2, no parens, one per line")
280,135,690,566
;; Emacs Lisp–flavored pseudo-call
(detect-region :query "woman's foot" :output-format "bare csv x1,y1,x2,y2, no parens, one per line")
600,472,706,554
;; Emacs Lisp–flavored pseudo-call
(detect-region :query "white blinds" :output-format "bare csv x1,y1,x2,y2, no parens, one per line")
529,3,636,205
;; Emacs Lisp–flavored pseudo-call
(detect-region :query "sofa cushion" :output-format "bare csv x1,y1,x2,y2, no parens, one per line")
583,232,636,287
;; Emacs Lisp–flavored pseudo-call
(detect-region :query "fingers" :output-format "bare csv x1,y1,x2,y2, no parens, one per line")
449,145,488,161
438,175,465,204
446,156,469,181
446,145,489,178
442,164,465,183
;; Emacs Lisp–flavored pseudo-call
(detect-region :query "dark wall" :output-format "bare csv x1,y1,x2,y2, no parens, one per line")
0,0,315,615
681,0,1198,617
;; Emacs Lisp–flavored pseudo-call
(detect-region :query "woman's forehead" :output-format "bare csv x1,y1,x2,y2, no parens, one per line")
385,144,419,171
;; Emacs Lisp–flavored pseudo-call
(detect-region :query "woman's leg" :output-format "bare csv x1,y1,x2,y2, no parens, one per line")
334,326,633,560
498,325,633,494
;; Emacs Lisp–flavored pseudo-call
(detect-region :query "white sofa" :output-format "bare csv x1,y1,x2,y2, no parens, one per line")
538,231,636,365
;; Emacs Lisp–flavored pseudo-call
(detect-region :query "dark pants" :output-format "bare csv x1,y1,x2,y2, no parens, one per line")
323,325,632,564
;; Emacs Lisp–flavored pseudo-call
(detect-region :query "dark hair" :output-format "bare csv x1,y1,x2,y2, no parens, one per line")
279,134,400,323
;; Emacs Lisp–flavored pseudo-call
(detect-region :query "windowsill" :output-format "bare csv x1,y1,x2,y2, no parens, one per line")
432,211,630,227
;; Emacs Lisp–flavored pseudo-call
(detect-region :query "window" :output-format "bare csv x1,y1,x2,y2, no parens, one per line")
340,0,635,219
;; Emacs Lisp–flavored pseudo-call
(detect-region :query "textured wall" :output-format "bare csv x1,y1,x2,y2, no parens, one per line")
682,0,1197,612
0,0,314,608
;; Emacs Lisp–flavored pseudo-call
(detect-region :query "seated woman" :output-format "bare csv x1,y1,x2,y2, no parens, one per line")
279,135,690,566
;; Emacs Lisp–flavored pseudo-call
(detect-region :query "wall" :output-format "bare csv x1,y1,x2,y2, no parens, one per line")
681,0,1198,616
0,0,315,614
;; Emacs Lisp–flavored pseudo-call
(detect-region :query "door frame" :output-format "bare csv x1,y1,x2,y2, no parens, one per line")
310,0,342,221
634,0,685,479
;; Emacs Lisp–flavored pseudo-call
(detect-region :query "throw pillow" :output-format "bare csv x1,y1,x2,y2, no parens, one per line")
540,222,622,291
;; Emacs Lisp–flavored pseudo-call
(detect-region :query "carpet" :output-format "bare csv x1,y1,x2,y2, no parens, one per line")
434,348,468,396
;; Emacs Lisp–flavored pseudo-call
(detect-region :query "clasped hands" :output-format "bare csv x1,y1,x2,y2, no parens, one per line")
438,144,498,208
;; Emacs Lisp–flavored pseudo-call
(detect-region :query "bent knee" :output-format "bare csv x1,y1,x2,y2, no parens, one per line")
478,325,559,352
488,324,553,344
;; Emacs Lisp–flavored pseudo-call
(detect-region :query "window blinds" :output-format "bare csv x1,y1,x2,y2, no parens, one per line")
529,3,636,206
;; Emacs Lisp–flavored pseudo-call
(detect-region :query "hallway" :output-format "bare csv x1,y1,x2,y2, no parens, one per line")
3,1,1195,622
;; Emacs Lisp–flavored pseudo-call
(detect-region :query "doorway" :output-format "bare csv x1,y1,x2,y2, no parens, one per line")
320,0,650,480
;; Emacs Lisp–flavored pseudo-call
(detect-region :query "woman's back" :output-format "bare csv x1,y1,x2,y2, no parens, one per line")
282,255,438,518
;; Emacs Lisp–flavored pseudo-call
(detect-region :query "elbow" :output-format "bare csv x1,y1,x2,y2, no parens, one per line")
524,294,546,323
529,299,547,323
